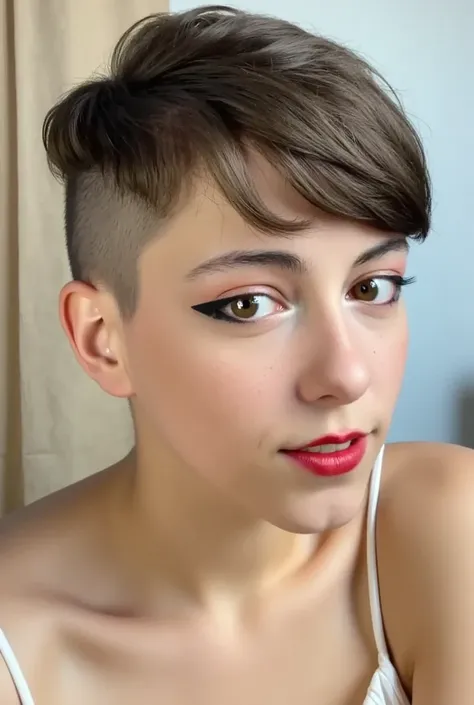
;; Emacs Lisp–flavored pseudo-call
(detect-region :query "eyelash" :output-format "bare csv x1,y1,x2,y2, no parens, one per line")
192,293,273,323
347,274,415,306
192,275,415,324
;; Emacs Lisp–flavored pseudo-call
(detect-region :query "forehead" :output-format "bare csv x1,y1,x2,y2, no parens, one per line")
140,155,403,279
187,154,320,230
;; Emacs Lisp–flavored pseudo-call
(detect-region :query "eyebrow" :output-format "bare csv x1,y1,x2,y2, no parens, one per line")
353,236,408,266
186,236,409,279
186,250,305,279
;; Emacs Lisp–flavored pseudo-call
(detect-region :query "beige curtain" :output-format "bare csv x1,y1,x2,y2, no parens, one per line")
0,0,168,515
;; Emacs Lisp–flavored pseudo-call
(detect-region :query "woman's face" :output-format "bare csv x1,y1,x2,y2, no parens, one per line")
118,159,409,533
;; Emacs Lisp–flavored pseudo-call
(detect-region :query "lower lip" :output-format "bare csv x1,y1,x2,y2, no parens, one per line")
281,436,368,477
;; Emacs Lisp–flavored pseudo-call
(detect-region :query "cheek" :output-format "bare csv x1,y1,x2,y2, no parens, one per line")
124,314,285,454
371,314,408,400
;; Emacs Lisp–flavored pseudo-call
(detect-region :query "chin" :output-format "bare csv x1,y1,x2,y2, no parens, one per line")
267,514,355,535
261,490,366,535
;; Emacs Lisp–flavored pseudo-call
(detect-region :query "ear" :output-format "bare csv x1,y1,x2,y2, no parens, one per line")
59,281,133,398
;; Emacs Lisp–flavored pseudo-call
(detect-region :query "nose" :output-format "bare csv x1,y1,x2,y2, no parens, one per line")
296,314,370,407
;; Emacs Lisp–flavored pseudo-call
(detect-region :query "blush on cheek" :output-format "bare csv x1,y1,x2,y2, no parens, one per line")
378,325,408,398
392,340,408,384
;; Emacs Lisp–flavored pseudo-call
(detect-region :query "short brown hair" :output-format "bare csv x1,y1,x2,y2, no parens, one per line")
43,5,431,317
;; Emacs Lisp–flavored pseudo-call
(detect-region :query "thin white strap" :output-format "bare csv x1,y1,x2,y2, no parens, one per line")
366,444,389,659
0,629,35,705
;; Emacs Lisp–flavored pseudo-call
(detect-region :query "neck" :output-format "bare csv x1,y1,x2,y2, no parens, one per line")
112,445,321,613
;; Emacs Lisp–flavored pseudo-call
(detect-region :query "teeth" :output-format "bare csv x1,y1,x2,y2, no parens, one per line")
304,441,352,453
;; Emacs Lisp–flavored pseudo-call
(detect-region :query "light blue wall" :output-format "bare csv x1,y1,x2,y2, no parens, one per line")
171,0,474,444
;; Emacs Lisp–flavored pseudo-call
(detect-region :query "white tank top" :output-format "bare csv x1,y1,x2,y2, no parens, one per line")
0,446,410,704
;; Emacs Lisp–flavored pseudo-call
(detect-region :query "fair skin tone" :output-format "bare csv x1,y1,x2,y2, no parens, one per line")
0,158,473,704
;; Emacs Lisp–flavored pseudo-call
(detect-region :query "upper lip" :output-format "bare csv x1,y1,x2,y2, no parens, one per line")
284,431,366,451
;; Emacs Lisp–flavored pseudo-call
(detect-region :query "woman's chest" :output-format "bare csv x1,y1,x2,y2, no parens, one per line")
46,589,378,705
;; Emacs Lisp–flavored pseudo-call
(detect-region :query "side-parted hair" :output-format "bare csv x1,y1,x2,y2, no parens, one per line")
43,5,431,317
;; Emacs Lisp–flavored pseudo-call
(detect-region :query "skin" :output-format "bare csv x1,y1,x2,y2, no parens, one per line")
0,157,473,704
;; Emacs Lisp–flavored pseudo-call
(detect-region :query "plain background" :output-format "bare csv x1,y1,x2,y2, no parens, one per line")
0,0,164,512
172,0,474,445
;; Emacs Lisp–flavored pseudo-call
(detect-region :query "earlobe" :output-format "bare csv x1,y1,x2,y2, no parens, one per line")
59,281,133,398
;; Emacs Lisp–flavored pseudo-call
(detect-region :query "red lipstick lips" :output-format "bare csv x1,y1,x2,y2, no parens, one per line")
281,431,367,477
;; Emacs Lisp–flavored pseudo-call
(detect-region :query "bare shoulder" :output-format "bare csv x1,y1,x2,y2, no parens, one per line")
384,439,474,497
0,466,121,702
379,441,474,561
0,466,118,592
376,442,474,703
0,488,78,703
0,661,20,704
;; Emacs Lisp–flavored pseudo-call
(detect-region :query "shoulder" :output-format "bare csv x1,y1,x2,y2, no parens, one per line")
0,466,120,612
379,441,474,556
0,514,47,705
0,658,21,704
0,468,119,703
377,442,474,703
384,439,474,494
0,496,72,704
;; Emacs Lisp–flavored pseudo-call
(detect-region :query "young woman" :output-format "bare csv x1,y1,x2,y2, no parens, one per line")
0,6,472,704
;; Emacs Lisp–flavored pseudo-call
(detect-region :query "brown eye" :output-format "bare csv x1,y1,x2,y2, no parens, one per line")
192,292,287,323
352,279,379,302
229,296,259,319
348,277,402,306
222,293,284,322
